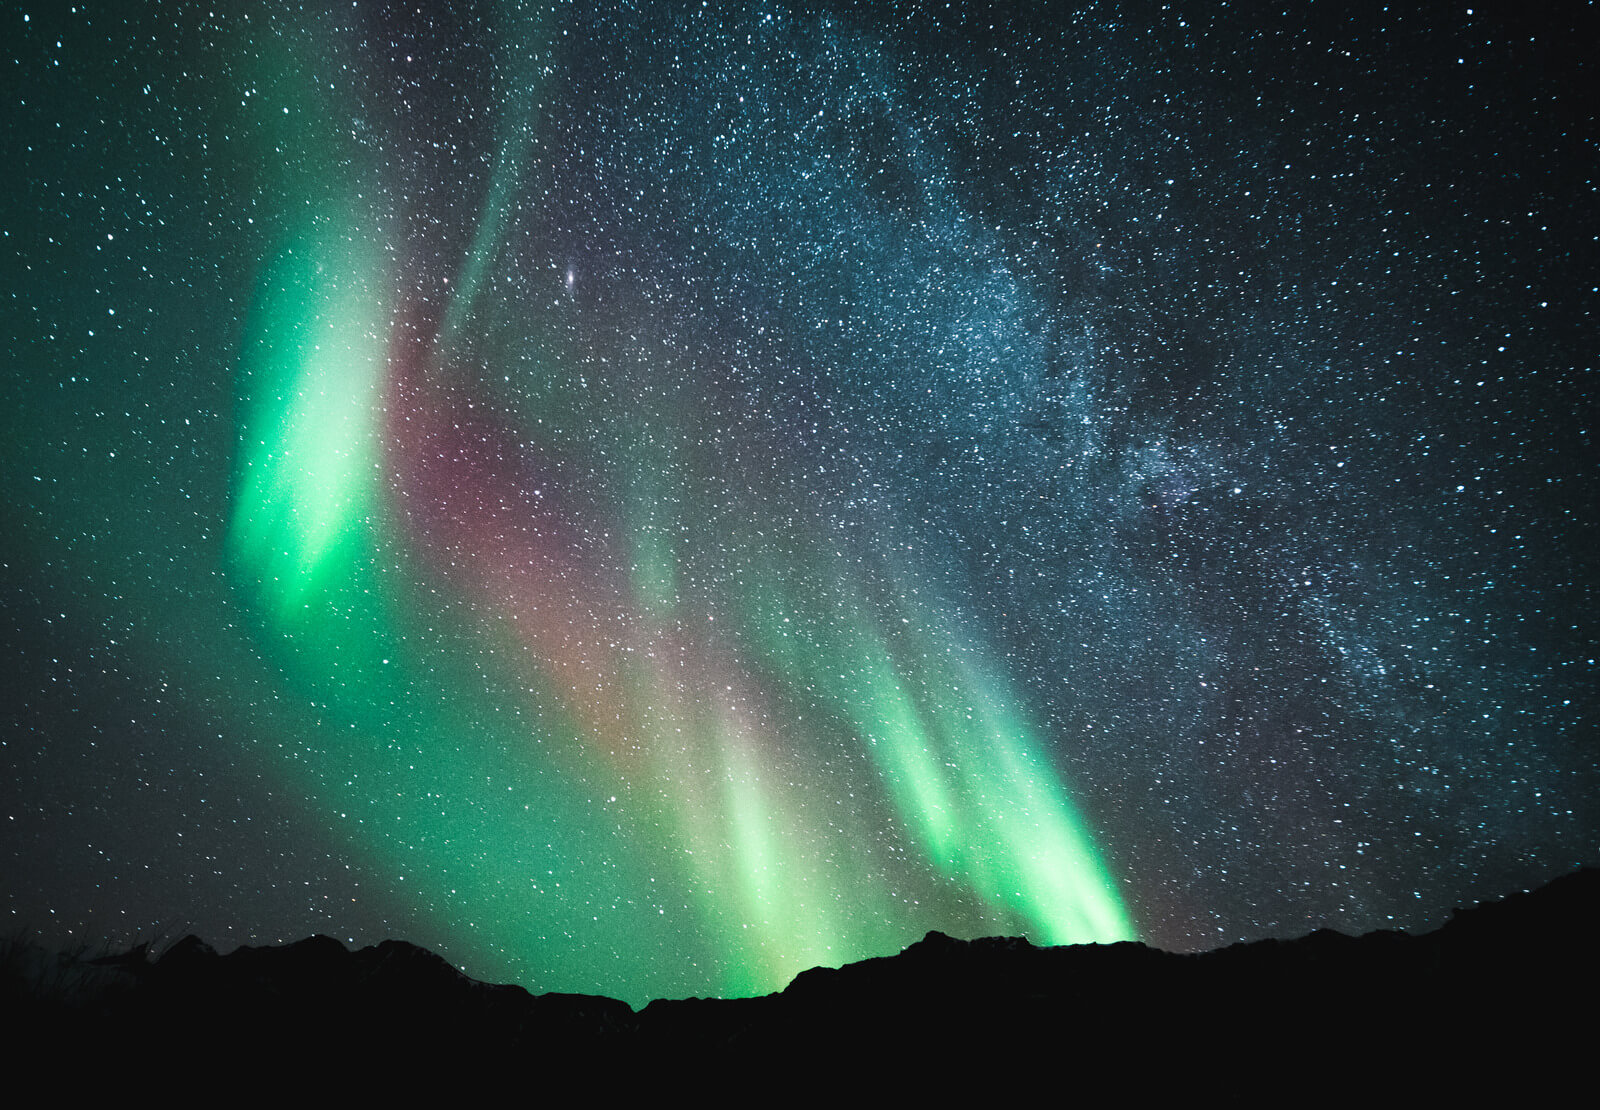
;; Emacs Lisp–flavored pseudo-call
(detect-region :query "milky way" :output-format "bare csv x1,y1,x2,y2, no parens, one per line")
3,2,1594,1005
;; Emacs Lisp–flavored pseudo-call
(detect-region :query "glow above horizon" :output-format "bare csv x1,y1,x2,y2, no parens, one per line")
5,2,1591,1009
221,7,1133,1000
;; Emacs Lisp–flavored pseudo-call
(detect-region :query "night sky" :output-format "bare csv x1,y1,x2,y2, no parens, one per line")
3,1,1594,1007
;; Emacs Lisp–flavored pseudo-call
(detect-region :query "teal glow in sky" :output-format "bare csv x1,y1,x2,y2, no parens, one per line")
4,1,1593,1008
218,2,1134,1000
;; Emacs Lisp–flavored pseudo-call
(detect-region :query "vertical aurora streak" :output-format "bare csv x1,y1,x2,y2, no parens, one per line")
217,6,1133,999
230,207,390,620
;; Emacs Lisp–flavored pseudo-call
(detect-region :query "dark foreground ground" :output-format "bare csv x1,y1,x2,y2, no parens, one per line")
5,869,1595,1090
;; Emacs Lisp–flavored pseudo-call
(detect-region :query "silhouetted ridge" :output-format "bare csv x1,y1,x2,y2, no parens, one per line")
5,868,1594,1082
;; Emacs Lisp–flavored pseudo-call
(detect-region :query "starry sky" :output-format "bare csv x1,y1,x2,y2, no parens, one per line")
3,1,1595,1006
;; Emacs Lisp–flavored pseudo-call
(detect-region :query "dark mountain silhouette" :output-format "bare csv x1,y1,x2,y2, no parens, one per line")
6,868,1594,1087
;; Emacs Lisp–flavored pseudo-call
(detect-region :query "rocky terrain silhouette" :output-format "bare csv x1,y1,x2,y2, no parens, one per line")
7,868,1594,1086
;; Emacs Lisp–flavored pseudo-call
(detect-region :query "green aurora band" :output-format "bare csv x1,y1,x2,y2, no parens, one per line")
219,5,1134,1003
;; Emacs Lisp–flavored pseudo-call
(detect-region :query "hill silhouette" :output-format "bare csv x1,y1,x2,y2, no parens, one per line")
6,868,1594,1087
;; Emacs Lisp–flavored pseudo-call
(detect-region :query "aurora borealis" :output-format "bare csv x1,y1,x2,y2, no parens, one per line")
3,3,1595,1006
